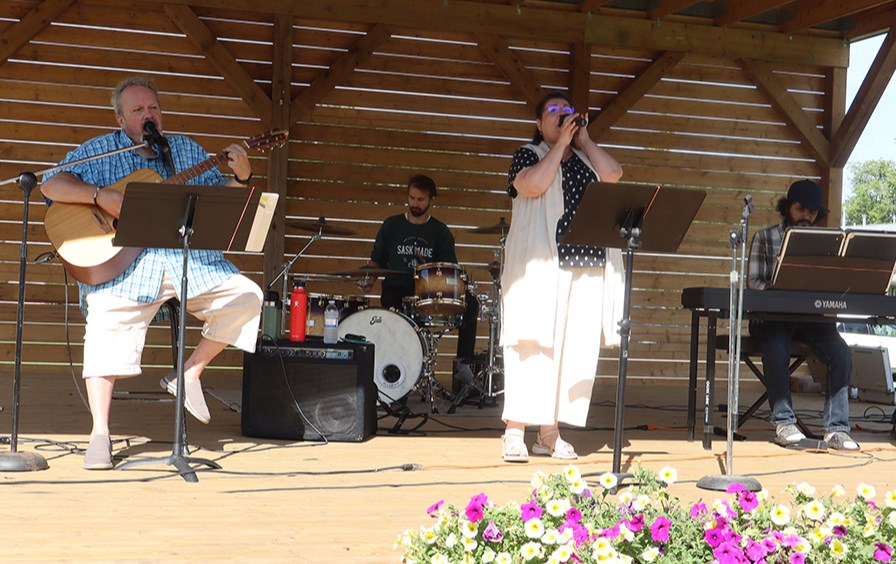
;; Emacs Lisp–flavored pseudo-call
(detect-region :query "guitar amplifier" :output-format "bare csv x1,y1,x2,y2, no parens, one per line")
241,339,376,442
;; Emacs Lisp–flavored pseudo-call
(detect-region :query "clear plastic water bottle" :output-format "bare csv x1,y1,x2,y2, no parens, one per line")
323,300,339,344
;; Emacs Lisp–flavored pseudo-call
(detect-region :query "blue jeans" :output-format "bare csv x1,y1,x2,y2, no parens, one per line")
748,320,852,433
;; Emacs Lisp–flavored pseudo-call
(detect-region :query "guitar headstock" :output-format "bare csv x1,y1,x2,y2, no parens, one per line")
243,129,289,153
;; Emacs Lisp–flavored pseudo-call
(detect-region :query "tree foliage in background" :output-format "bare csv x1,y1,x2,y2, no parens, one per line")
844,159,896,226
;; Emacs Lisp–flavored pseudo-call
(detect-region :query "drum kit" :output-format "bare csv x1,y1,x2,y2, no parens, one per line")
270,216,511,424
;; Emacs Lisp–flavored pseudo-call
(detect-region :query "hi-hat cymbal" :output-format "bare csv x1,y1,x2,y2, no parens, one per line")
329,267,410,277
287,217,357,235
467,218,510,235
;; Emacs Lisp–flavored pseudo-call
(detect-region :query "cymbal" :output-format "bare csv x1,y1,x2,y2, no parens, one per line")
467,218,510,235
329,267,410,277
286,218,356,235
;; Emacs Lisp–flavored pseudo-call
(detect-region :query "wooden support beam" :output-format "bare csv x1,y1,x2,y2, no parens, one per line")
568,42,591,113
164,4,272,127
475,33,544,109
290,24,391,122
0,0,77,65
589,51,685,140
847,6,896,40
738,58,831,167
158,0,849,67
715,0,790,27
648,0,700,20
831,25,896,167
578,0,612,12
823,65,847,224
263,12,292,290
779,0,892,35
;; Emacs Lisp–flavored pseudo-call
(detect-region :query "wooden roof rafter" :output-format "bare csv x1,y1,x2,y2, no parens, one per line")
474,33,544,108
778,0,894,35
714,0,791,28
0,0,77,65
164,4,273,127
648,0,701,20
832,23,896,167
738,57,831,167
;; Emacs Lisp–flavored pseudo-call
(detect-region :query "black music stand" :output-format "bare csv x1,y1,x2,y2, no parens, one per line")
562,181,705,481
111,182,268,482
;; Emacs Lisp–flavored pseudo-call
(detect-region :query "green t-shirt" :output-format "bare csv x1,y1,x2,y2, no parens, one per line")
370,213,457,293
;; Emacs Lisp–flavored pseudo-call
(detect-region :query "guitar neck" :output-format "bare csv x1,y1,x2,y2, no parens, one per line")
166,141,246,185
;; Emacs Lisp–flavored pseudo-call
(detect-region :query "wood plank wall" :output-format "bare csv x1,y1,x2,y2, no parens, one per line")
0,1,836,389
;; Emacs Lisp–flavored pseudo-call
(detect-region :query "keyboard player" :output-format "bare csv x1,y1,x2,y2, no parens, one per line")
746,179,859,451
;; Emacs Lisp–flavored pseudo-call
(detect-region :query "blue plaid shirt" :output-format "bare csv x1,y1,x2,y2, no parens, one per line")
747,223,785,290
44,130,239,306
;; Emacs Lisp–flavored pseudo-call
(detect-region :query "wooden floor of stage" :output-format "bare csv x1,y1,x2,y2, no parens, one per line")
1,370,896,563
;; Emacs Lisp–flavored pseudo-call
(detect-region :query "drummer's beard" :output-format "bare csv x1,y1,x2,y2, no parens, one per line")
409,203,430,217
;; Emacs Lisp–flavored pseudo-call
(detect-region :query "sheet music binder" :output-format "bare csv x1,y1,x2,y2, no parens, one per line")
112,182,278,252
772,227,896,294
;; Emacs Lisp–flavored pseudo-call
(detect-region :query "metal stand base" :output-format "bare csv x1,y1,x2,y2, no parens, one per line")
697,474,762,492
117,451,220,483
0,451,49,472
379,400,429,434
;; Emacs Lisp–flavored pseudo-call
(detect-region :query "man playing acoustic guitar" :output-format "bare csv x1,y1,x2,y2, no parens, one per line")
40,76,263,470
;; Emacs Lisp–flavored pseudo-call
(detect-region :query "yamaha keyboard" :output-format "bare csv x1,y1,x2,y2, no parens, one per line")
681,286,896,318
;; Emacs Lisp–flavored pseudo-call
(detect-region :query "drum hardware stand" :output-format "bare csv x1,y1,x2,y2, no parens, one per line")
697,196,762,492
416,326,456,414
378,398,429,434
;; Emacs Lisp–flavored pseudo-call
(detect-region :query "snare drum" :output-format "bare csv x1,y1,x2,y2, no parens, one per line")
338,308,427,404
414,262,467,317
305,293,369,337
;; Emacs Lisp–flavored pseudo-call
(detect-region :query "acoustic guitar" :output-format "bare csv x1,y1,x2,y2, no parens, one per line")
44,129,288,285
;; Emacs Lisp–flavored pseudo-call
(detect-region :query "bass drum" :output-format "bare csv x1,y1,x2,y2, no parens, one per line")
338,308,427,404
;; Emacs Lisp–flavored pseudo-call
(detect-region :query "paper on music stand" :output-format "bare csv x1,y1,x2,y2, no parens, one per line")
245,192,279,252
113,182,276,253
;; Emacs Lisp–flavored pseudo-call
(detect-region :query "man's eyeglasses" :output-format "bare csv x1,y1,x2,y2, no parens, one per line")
545,104,574,115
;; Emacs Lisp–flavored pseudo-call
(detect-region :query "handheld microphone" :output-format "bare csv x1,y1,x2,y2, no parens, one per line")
559,114,587,127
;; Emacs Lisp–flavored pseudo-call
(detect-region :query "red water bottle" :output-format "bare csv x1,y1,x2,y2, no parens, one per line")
289,280,307,342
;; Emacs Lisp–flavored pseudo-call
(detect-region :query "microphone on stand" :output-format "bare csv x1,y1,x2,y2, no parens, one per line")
142,120,175,174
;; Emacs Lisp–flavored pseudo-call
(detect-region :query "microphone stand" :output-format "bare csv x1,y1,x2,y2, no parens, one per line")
267,226,324,337
0,141,149,472
697,195,761,492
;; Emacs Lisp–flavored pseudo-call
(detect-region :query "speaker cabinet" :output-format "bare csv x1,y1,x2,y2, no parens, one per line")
242,339,376,442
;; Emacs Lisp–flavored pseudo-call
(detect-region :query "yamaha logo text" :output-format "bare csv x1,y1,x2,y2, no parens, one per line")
814,299,847,310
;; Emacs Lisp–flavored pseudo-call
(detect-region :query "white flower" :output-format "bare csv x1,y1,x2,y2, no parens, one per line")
552,545,574,563
570,477,587,495
563,465,581,482
618,522,634,542
558,527,574,544
481,549,496,563
422,528,438,544
525,517,545,539
445,533,458,548
461,536,478,551
531,471,548,490
546,498,571,517
541,528,560,545
889,512,896,528
857,483,876,500
794,538,811,554
658,466,677,485
885,489,896,509
430,554,450,564
642,546,661,562
617,490,633,505
770,504,791,526
632,494,650,511
796,481,816,496
711,498,730,515
591,537,613,557
828,512,852,527
599,472,618,490
864,523,878,537
803,500,825,521
461,520,478,539
807,527,824,543
829,537,848,559
757,489,769,502
496,552,513,564
520,541,544,561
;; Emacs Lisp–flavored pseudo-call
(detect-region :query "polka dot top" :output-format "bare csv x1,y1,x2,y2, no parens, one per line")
508,146,606,268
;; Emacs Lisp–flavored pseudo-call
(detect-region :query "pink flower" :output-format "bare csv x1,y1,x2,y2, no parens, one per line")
520,500,543,521
690,502,708,519
465,492,487,523
713,541,746,564
737,490,759,513
566,507,582,524
789,553,806,564
482,520,503,542
650,515,672,543
426,500,444,515
875,543,893,562
626,514,645,533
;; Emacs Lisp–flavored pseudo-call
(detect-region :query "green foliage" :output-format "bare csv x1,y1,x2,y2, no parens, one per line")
845,159,896,226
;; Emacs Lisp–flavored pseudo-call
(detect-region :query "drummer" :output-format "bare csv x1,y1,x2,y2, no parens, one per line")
359,174,478,374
